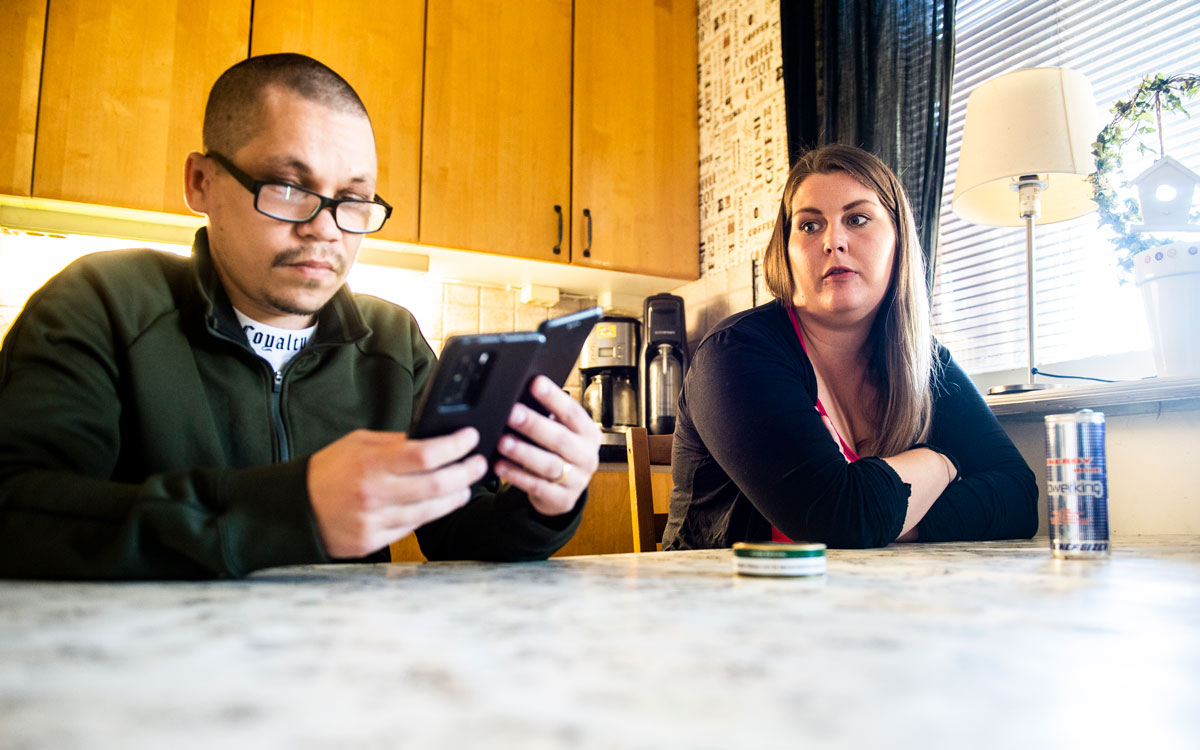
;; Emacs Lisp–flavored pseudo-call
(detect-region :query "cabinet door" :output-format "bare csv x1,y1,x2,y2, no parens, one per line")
421,0,572,262
251,0,425,244
392,469,673,560
33,0,250,214
573,0,699,279
552,469,674,557
0,0,46,197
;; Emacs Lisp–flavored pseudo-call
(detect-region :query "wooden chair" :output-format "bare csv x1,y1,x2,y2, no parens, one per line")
625,426,673,552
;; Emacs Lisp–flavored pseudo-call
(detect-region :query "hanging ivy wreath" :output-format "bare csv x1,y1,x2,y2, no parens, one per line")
1089,72,1200,277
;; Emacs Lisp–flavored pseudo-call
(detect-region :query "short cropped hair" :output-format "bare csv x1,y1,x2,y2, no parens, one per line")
203,53,369,155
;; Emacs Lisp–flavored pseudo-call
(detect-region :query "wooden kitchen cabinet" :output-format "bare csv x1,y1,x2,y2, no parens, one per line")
250,0,425,244
552,468,673,557
388,466,673,562
572,0,699,279
420,0,573,263
33,0,251,214
14,0,699,282
0,0,46,197
420,0,699,279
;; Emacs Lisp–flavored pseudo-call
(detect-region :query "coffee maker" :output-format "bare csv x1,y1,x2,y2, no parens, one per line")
579,316,641,459
640,294,688,435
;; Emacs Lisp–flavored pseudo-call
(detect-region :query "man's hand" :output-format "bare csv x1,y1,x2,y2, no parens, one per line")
308,427,488,559
494,375,601,515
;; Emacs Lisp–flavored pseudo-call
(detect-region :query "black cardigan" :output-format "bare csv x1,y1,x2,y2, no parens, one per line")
663,300,1038,550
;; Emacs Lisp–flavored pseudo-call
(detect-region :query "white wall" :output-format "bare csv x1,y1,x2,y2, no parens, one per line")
998,405,1200,536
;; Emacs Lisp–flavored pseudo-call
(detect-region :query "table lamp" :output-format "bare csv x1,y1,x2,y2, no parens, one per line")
952,66,1099,394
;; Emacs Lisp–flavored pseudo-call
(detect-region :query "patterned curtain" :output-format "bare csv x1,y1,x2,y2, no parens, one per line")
780,0,956,286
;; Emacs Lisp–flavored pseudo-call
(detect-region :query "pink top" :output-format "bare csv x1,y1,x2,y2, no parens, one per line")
774,307,861,543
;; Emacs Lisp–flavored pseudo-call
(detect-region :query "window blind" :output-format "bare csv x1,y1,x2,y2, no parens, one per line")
933,0,1200,375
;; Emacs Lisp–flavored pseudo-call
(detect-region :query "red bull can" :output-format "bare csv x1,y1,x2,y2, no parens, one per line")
1044,409,1109,559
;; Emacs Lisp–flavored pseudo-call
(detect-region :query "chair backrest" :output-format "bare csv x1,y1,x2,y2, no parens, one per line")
625,426,673,552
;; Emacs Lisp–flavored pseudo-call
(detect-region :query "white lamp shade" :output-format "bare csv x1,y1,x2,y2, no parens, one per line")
953,67,1099,226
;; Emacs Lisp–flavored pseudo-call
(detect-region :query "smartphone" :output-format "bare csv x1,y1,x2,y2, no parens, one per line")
409,331,545,463
519,305,604,415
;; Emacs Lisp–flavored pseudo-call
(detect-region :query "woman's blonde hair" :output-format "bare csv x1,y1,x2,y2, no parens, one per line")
763,143,935,457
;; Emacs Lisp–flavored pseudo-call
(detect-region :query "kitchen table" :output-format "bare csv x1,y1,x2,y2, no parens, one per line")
2,537,1197,749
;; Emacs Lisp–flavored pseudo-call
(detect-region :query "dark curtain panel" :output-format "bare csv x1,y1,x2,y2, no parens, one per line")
780,0,955,287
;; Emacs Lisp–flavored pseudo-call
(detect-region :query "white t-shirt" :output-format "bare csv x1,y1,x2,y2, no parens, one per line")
234,309,316,373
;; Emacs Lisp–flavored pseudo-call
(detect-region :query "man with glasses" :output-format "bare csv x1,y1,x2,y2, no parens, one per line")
0,54,600,579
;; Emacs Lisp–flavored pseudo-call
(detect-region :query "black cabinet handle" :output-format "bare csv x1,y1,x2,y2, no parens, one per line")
582,208,592,258
553,204,562,255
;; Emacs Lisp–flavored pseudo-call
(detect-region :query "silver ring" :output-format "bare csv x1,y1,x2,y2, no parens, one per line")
552,462,572,485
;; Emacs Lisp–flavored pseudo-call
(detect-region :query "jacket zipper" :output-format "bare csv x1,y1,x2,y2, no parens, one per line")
270,368,290,462
205,314,311,464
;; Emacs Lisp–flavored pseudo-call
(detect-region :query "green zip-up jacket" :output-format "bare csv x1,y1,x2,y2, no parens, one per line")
0,229,583,579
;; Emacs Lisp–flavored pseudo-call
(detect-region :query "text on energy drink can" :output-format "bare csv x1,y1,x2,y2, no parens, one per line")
1044,409,1109,558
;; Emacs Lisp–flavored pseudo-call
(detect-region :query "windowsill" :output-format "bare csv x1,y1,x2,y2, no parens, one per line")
985,375,1200,419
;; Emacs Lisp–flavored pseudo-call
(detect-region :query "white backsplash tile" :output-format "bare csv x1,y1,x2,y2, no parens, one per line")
479,287,514,309
515,304,550,332
443,303,480,338
445,283,479,307
479,306,514,333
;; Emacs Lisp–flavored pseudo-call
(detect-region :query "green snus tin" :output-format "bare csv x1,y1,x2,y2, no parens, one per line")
732,542,827,577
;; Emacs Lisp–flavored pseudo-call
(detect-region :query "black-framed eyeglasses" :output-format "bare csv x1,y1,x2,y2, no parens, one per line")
206,151,392,234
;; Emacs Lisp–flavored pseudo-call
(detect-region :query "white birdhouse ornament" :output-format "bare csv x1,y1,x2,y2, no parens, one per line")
1128,154,1200,232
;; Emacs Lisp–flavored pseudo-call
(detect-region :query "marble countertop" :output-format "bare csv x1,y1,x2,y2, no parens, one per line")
2,537,1198,749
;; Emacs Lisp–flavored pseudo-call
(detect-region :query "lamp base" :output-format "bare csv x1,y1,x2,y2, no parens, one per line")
987,383,1055,395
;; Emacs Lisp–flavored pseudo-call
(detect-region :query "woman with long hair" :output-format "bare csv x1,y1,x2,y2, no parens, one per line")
664,144,1037,549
